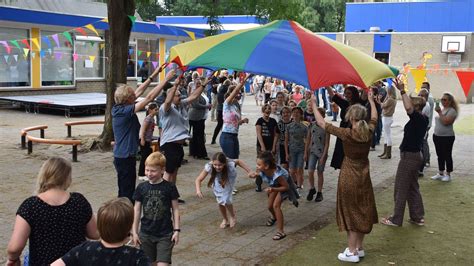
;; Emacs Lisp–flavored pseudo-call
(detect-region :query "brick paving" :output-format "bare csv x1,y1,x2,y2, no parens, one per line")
0,98,472,264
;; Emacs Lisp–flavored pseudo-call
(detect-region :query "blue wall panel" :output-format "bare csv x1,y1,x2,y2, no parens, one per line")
346,1,473,32
373,34,391,53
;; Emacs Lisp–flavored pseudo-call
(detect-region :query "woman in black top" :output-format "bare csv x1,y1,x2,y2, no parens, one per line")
211,79,231,144
381,79,428,227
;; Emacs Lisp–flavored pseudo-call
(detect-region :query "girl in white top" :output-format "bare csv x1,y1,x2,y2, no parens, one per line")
195,152,252,228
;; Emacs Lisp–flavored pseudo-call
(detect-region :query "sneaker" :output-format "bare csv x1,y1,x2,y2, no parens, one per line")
306,188,316,201
408,218,425,226
430,173,444,180
315,192,323,202
357,248,365,258
138,176,149,181
441,175,451,182
232,189,238,195
338,248,360,263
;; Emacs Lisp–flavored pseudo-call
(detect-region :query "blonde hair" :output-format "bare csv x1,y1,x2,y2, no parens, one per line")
114,84,134,105
97,197,134,243
345,104,370,142
145,151,166,168
410,96,426,112
442,92,459,113
37,157,72,193
387,86,397,99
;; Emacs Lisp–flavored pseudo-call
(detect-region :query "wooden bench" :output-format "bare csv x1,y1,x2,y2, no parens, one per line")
26,135,82,162
20,125,48,149
65,120,104,138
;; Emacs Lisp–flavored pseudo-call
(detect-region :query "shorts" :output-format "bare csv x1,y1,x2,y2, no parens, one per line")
308,153,326,172
160,142,184,173
289,150,304,169
279,145,288,165
140,232,174,263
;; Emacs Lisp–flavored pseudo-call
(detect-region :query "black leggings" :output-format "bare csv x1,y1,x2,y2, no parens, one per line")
212,110,223,143
433,134,455,173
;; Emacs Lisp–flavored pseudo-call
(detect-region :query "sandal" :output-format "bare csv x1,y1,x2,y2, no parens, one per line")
408,218,425,226
266,217,277,226
272,232,287,241
380,217,400,227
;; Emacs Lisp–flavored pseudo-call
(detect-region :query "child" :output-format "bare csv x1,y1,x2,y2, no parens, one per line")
138,103,158,180
269,100,280,122
255,104,280,191
52,198,150,266
251,151,290,240
195,152,252,228
132,152,180,266
277,106,292,170
285,107,308,193
304,107,330,202
304,103,315,124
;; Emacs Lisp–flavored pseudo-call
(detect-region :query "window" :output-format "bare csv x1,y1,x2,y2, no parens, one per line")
136,39,160,83
75,36,104,79
41,31,74,86
165,39,179,76
127,43,137,78
0,27,31,88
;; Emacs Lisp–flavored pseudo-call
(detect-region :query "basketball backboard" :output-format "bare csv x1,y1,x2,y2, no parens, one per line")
441,36,466,53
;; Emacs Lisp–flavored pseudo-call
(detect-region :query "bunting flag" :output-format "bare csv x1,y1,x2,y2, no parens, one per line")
23,48,29,57
128,15,136,26
73,53,79,61
48,48,52,55
152,61,158,69
21,39,30,49
410,68,427,93
75,28,88,36
39,50,45,58
42,36,51,48
52,34,60,48
63,32,73,45
89,55,96,62
10,40,22,50
155,22,160,29
137,60,143,67
146,51,151,58
129,48,134,55
85,24,99,36
455,71,474,97
183,30,196,40
13,54,18,62
31,38,40,51
0,41,11,54
101,18,108,23
99,43,105,50
3,55,9,62
137,50,142,57
54,51,62,60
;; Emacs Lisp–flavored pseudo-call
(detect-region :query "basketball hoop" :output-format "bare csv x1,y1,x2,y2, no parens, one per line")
448,48,457,54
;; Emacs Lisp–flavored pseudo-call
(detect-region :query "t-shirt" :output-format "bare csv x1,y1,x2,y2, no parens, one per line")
434,107,457,136
286,121,308,152
204,161,237,192
260,165,289,187
112,104,140,158
309,123,326,157
222,102,241,134
255,117,279,151
61,241,151,266
142,115,155,142
133,180,180,237
17,193,92,265
291,93,303,104
277,120,291,146
304,111,315,123
399,111,428,152
159,99,190,146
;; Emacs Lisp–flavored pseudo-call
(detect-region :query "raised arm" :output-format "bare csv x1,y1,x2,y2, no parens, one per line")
135,69,176,113
311,94,326,129
186,78,206,103
394,78,414,114
368,89,377,121
326,86,335,98
225,74,250,104
162,74,182,113
135,65,162,98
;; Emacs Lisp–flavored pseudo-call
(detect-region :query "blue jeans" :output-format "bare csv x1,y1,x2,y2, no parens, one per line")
113,156,136,203
220,132,239,159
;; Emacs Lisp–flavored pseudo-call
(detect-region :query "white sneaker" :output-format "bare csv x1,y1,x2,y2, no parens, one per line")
138,176,149,181
430,173,444,180
357,248,365,258
338,248,360,263
441,175,451,182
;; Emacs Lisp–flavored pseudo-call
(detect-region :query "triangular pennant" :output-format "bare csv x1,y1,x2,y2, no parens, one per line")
75,27,87,36
39,50,45,58
137,50,142,57
128,15,136,26
10,40,22,51
48,48,52,55
0,41,11,54
3,55,9,62
152,61,158,69
52,34,60,48
41,36,51,48
137,60,143,67
63,32,73,45
21,39,30,49
183,30,196,40
23,48,29,57
54,51,62,60
85,24,99,36
13,54,18,62
455,71,474,97
129,48,134,55
155,22,160,29
31,38,40,51
89,55,96,62
410,68,427,93
101,18,108,23
89,41,95,47
146,51,151,58
99,43,105,50
73,53,79,61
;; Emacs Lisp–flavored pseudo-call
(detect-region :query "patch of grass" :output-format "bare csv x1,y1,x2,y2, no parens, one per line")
272,177,474,265
454,115,474,135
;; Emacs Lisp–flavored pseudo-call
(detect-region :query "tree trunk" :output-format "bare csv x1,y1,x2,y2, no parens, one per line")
97,0,135,150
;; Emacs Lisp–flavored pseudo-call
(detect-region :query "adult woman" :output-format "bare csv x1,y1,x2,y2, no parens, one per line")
270,79,284,99
381,80,428,227
378,86,397,159
326,85,363,170
112,67,175,202
312,90,378,263
431,92,458,182
211,79,231,145
220,74,250,159
7,157,99,265
189,77,211,160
